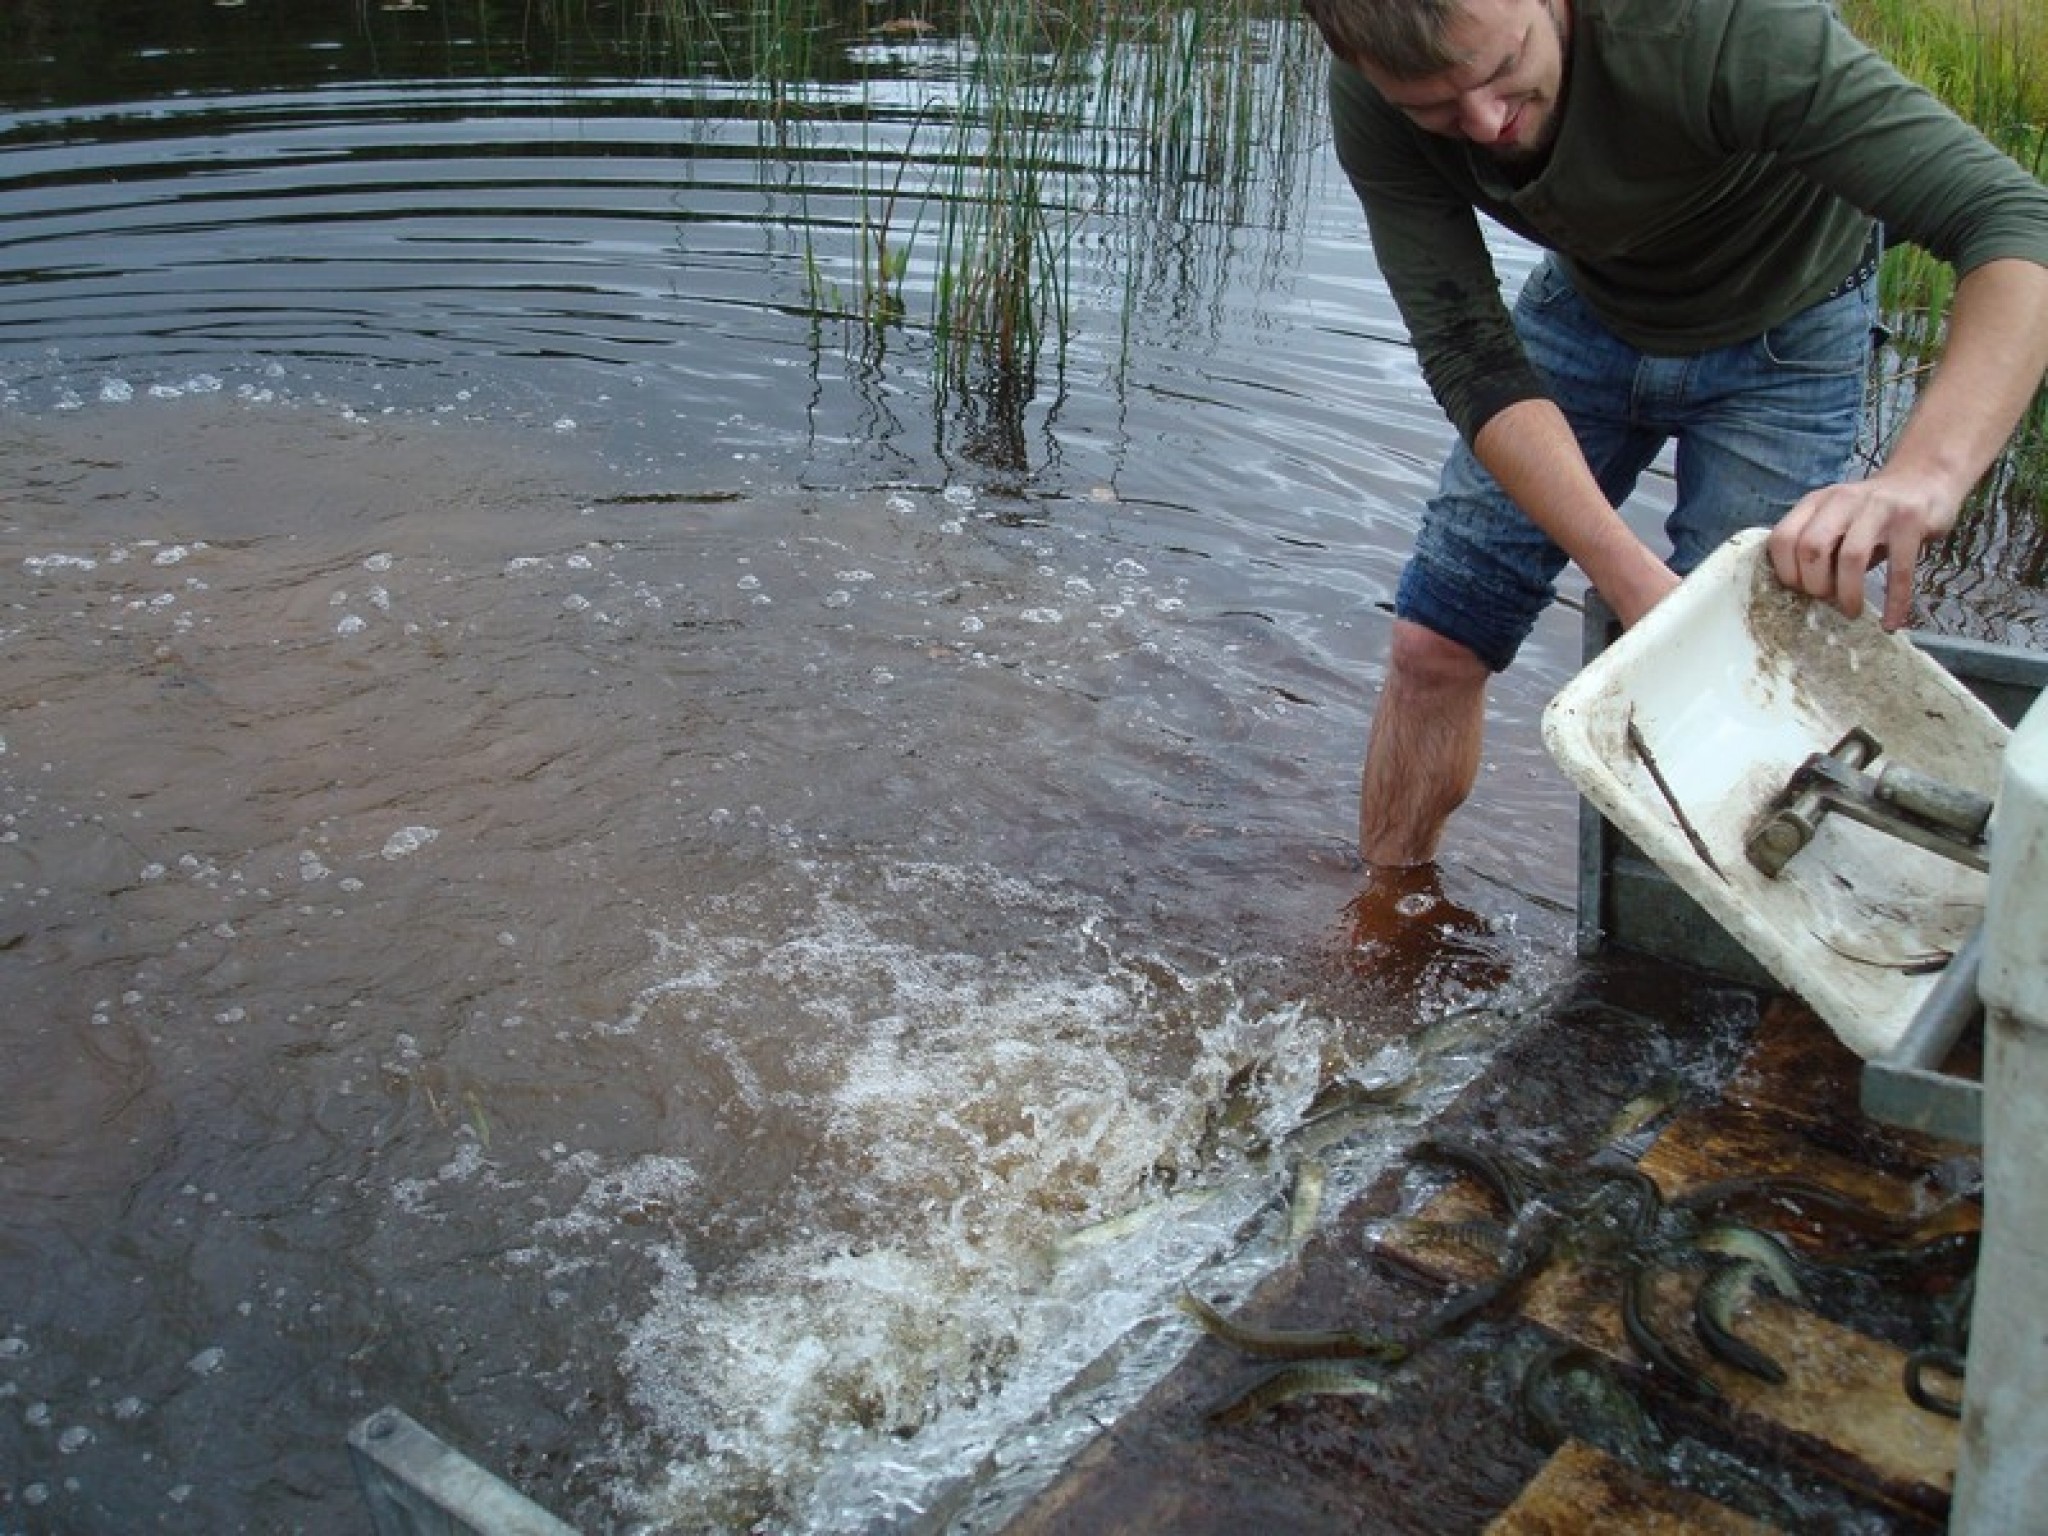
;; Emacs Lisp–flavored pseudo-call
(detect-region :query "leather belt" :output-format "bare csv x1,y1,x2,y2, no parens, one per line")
1820,226,1883,303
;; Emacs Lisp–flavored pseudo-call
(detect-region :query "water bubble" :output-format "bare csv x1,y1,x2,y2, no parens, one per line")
57,1424,93,1454
99,378,134,404
186,1346,226,1376
363,552,394,573
336,614,367,636
23,553,97,574
381,826,439,860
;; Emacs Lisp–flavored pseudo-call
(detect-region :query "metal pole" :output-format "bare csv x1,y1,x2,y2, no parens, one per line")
349,1406,580,1536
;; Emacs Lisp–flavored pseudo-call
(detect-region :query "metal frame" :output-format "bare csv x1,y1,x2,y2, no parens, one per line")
349,1406,579,1536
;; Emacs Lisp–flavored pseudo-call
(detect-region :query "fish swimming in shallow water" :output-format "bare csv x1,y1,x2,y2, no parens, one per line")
1286,1160,1327,1246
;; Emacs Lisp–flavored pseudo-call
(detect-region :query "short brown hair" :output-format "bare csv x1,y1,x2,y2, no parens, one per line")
1300,0,1468,78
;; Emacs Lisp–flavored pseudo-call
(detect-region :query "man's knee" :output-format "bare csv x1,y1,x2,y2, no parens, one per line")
1386,618,1491,697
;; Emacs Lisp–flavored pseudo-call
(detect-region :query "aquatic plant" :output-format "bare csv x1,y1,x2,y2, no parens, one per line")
596,0,1321,405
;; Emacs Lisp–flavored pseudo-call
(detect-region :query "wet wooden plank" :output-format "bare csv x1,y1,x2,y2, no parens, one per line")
1727,999,1980,1165
1485,1439,1773,1535
1386,1199,1956,1511
1634,1105,1980,1257
1379,1110,1964,1517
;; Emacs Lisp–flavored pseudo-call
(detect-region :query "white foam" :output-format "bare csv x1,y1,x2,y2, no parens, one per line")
379,826,439,860
602,860,1453,1532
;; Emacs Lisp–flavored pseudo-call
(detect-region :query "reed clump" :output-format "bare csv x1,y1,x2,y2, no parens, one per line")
1842,0,2048,521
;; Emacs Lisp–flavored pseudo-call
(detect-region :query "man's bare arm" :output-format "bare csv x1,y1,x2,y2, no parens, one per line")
1769,257,2048,629
1471,397,1681,627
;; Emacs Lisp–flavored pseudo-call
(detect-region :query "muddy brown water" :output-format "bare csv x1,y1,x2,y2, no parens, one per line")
1,398,1591,1531
3,7,2042,1531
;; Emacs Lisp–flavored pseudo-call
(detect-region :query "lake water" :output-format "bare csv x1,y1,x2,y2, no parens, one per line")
0,4,2037,1533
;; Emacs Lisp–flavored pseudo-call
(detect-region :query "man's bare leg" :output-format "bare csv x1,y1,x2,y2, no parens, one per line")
1358,618,1491,868
1342,619,1502,990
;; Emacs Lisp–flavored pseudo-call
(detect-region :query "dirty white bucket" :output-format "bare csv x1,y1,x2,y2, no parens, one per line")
1542,528,2010,1059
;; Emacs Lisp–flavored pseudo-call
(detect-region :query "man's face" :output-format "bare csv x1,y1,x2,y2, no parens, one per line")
1356,0,1571,165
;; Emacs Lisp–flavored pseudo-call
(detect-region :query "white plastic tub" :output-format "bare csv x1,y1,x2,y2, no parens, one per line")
1543,529,2010,1060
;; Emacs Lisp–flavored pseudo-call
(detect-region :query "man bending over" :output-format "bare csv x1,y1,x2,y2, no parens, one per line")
1305,0,2048,951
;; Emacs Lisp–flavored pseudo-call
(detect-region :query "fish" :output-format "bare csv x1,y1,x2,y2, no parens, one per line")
1394,1215,1510,1264
1287,1159,1328,1247
1208,1360,1385,1427
1412,1134,1538,1216
1693,1259,1788,1385
1690,1222,1804,1299
1602,1074,1683,1145
1672,1173,1931,1243
1903,1346,1965,1418
1051,1187,1218,1259
1519,1342,1659,1459
1175,1287,1405,1363
1623,1261,1719,1399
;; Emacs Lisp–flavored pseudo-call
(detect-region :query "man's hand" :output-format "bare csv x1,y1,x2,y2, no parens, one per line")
1766,466,1957,631
1772,257,2048,632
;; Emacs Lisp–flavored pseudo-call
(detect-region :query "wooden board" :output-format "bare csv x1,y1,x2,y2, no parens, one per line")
1379,1107,1965,1517
1486,1439,1774,1535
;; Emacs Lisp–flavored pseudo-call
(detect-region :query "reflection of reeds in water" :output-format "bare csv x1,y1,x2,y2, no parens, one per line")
617,0,1321,396
1846,0,2048,546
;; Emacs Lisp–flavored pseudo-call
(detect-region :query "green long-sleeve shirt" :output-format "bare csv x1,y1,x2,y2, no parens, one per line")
1329,0,2048,444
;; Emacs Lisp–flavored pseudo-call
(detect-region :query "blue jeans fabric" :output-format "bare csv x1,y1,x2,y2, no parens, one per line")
1396,254,1878,672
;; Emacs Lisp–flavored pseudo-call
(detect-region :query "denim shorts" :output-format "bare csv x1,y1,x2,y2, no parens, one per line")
1396,254,1877,672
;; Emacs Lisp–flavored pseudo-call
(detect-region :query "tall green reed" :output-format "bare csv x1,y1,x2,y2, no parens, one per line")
609,0,1318,395
1844,0,2048,524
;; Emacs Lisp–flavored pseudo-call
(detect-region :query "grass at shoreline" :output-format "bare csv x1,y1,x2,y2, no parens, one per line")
1842,0,2048,515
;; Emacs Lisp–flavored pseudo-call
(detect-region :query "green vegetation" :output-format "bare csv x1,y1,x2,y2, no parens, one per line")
1843,0,2048,522
610,0,2048,527
596,0,1323,397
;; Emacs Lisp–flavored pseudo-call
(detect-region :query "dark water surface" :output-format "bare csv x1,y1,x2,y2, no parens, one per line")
0,4,2034,1533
